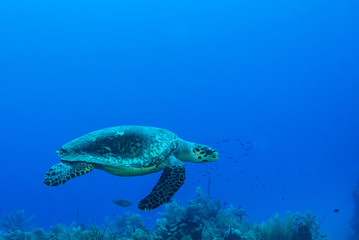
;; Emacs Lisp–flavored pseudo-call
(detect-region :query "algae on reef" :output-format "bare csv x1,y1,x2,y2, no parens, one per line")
0,187,327,240
350,179,359,240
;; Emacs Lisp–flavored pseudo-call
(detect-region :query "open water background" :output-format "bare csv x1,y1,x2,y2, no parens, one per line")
0,0,359,238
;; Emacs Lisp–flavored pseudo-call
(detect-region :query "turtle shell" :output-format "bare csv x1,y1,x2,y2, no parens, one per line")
57,126,179,169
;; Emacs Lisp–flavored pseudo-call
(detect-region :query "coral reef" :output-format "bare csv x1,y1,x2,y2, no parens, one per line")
150,187,326,240
0,209,34,232
246,212,326,240
0,187,327,240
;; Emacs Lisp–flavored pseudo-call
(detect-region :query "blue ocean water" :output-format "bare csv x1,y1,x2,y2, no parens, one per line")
0,0,358,238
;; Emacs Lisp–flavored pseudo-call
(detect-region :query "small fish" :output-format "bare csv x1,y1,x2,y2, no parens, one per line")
334,209,340,213
112,199,133,207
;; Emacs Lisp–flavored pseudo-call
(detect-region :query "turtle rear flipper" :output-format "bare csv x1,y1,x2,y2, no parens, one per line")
44,162,94,187
138,157,185,210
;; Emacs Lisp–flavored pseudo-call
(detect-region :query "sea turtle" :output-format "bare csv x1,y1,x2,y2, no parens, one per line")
43,125,219,210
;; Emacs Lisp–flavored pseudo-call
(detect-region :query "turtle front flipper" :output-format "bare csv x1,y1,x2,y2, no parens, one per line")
43,162,94,187
138,157,185,210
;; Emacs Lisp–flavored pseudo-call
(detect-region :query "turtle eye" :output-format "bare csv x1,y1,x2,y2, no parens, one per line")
205,149,214,155
192,145,218,162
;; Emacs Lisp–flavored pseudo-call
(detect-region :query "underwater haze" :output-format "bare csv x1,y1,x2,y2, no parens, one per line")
0,0,358,239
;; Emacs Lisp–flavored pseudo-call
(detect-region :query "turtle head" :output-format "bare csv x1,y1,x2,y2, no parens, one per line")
176,141,219,163
191,144,219,163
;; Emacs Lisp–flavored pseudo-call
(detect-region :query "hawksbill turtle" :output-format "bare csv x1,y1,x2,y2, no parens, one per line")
43,125,219,210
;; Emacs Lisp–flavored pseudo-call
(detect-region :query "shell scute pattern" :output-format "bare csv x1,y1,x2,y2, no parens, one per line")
117,134,144,159
59,126,179,169
148,131,179,167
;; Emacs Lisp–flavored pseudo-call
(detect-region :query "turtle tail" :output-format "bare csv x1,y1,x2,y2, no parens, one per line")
43,162,94,187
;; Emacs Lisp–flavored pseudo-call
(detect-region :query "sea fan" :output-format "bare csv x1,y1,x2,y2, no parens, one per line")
0,209,34,231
